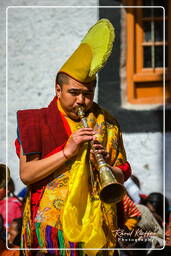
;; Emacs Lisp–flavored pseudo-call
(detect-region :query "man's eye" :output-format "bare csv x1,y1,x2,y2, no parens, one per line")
70,92,79,96
69,91,93,97
83,92,93,97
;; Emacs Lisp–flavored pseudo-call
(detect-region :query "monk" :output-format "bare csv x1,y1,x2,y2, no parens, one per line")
16,19,132,256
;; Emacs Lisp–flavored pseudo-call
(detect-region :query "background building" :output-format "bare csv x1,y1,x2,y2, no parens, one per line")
0,0,170,205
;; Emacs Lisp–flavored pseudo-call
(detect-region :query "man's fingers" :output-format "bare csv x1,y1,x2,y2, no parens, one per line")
71,133,94,143
94,149,109,156
79,131,95,136
90,148,109,159
80,136,94,142
78,128,94,132
93,143,104,149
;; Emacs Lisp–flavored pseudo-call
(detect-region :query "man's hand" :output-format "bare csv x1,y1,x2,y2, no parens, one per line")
110,166,124,184
90,140,110,166
89,140,124,183
63,128,95,159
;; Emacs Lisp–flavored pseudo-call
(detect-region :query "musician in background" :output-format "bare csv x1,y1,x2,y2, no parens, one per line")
15,19,132,255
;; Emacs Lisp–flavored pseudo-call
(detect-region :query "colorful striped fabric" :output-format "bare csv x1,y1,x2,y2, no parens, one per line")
35,223,83,256
123,194,141,218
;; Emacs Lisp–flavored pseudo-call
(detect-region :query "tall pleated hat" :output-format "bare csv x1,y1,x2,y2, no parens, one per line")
58,19,115,83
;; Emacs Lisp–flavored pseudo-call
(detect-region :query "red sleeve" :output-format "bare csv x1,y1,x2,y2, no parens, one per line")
117,161,132,181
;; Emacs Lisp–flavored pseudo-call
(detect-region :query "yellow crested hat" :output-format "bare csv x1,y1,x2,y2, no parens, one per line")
58,19,115,83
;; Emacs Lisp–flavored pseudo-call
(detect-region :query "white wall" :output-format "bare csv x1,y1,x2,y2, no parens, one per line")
123,132,171,204
123,132,163,193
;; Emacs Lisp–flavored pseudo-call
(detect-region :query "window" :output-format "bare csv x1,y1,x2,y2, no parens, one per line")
124,0,171,104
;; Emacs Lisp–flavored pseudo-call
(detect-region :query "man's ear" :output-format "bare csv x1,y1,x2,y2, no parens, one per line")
56,84,62,99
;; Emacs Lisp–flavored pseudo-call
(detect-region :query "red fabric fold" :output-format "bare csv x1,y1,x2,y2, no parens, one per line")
17,96,69,158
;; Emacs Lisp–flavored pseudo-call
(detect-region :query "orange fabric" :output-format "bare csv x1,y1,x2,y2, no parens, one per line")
0,241,20,256
58,112,72,137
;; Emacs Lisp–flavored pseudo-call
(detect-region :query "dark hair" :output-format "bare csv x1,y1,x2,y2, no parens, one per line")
8,178,22,204
131,175,141,189
56,72,96,88
0,214,4,232
0,215,6,242
8,178,15,195
12,218,23,246
147,192,170,223
56,72,69,87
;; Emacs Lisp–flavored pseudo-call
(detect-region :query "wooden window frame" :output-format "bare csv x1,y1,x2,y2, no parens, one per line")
125,0,171,104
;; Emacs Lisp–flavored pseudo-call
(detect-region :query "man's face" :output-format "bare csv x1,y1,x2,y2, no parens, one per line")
56,76,95,120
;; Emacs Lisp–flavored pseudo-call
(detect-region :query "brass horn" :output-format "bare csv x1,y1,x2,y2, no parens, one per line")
77,106,126,204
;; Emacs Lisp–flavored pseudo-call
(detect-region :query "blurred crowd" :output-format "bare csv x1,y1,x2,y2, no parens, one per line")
0,163,171,256
0,164,25,256
119,175,171,256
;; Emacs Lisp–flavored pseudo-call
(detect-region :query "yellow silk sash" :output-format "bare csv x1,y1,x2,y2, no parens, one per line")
57,101,106,254
62,143,106,256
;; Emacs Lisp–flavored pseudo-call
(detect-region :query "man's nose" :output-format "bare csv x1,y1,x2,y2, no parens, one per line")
76,93,85,105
